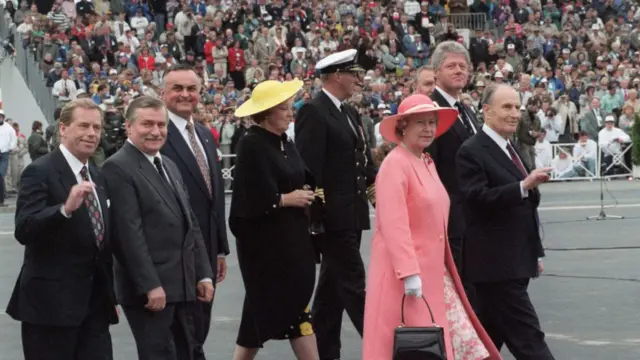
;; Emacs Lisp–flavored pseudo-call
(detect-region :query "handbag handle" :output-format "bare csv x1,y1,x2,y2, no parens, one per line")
400,294,439,328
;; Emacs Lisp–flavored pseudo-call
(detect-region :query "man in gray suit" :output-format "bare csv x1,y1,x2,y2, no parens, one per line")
103,96,214,360
580,98,603,141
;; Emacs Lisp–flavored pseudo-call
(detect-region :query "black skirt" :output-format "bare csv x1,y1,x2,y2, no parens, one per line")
237,301,314,348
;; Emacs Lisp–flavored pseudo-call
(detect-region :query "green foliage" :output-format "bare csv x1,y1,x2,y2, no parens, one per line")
632,112,640,166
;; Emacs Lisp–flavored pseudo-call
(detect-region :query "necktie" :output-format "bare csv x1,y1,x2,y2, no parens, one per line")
153,156,169,184
186,122,213,197
340,104,359,138
506,142,528,177
455,101,475,135
79,166,104,246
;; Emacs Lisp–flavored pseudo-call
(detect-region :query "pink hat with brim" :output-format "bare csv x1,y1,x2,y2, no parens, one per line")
379,94,459,145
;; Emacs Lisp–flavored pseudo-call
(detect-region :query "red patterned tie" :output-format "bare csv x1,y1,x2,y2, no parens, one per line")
506,142,528,177
80,166,104,246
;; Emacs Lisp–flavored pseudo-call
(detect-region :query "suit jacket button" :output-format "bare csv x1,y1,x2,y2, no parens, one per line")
356,162,360,166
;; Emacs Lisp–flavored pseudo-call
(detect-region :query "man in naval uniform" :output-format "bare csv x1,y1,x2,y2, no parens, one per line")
295,49,376,360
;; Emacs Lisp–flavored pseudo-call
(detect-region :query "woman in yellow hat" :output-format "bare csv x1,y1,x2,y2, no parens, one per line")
230,79,320,360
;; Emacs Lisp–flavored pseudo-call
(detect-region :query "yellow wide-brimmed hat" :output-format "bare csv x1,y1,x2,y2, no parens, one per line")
234,79,303,118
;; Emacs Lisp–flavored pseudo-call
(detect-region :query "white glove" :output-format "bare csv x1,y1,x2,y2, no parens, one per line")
403,274,422,297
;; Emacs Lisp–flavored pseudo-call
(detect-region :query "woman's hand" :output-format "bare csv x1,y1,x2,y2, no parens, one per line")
282,189,315,208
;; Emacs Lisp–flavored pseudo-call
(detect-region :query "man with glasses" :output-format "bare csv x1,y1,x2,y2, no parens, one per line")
295,49,376,360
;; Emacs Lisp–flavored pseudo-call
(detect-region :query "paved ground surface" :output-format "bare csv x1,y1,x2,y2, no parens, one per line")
1,180,640,359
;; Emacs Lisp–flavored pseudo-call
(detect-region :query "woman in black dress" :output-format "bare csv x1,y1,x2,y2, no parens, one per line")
230,79,319,360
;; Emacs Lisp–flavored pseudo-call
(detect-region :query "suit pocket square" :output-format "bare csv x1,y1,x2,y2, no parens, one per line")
107,199,111,208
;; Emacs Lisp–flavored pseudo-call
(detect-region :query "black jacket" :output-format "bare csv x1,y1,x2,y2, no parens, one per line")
7,149,118,326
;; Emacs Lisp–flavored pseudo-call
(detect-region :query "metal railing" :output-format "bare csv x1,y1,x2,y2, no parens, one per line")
0,6,57,125
539,142,635,181
220,154,235,194
445,12,489,31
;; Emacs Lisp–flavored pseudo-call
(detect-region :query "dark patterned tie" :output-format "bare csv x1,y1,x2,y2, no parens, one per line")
506,142,528,177
186,122,213,197
455,101,475,135
80,166,104,246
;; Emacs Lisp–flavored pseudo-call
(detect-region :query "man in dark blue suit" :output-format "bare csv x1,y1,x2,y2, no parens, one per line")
160,64,230,360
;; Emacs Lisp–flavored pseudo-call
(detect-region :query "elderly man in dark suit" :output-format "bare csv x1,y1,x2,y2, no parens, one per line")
102,96,214,360
7,99,118,360
160,64,230,360
425,41,478,275
457,83,555,360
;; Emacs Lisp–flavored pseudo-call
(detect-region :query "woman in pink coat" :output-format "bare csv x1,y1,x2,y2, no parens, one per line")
362,94,502,360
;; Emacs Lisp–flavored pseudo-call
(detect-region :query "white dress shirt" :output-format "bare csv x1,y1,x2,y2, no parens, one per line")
168,111,209,164
58,144,102,217
435,86,477,134
482,125,528,198
126,139,214,283
0,122,17,153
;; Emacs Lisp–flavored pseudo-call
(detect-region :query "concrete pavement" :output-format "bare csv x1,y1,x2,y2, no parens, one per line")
1,180,640,359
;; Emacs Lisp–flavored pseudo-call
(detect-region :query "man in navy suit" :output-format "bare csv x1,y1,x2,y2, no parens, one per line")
160,64,230,360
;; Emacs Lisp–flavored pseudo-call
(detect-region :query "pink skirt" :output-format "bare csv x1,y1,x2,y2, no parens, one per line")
443,267,490,360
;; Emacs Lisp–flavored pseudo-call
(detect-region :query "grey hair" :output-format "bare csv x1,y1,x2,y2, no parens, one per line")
125,96,167,124
430,41,471,70
481,84,502,107
415,64,435,82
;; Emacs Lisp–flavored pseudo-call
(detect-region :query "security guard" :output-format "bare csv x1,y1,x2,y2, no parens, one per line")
295,49,376,360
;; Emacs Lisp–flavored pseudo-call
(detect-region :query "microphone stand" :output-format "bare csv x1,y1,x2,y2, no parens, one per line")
587,144,623,221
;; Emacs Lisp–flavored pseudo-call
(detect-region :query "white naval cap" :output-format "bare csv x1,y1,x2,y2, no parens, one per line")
315,49,364,75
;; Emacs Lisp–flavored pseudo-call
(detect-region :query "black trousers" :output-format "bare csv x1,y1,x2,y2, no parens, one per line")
474,279,555,360
124,302,197,360
312,230,365,360
192,299,213,360
21,278,113,360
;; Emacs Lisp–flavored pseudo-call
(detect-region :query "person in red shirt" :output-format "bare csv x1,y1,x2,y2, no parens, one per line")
228,40,246,90
204,33,216,74
136,47,155,71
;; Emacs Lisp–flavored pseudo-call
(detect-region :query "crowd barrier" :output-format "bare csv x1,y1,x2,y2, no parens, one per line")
220,154,236,194
0,6,58,125
446,13,489,31
543,142,635,181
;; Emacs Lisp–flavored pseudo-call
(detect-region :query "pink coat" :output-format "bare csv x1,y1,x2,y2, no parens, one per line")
362,146,501,360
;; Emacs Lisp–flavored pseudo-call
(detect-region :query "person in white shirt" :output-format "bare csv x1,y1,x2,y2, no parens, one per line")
552,149,577,179
0,110,17,206
534,130,553,169
130,8,149,40
51,69,78,106
598,116,631,156
572,131,598,177
539,107,563,143
598,115,632,174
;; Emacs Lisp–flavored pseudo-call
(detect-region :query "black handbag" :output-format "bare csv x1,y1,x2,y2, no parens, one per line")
393,294,447,360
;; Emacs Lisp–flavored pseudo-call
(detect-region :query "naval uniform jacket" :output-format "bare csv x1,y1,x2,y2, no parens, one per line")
295,90,376,232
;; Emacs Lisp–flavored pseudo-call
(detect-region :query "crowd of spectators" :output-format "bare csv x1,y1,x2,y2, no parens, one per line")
2,0,640,180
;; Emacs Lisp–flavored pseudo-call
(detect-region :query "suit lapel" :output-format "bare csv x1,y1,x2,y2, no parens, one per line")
52,149,96,246
124,143,183,220
318,91,357,141
195,123,220,198
478,131,526,180
167,121,211,197
431,89,469,142
163,160,192,226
